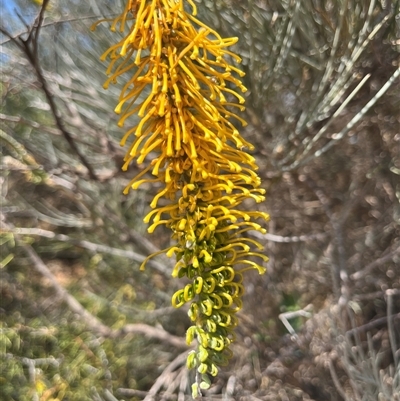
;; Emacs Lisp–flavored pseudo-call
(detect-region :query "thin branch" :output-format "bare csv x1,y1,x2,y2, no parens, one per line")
20,355,62,369
387,289,399,368
305,177,348,301
346,313,400,337
0,14,120,46
0,113,61,136
143,352,188,401
353,289,400,301
252,231,328,243
8,228,187,350
351,245,400,280
20,356,39,401
278,305,313,338
1,20,98,180
0,26,25,51
111,323,188,349
30,0,50,60
293,67,400,170
328,359,348,400
7,227,168,274
117,388,149,398
21,241,111,335
284,73,371,171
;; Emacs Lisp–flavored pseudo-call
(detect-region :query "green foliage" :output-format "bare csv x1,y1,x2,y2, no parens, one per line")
0,268,167,400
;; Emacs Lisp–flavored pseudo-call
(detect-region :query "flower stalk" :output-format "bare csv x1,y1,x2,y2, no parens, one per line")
93,0,269,391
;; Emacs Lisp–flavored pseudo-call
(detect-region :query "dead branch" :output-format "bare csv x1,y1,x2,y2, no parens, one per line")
304,176,349,301
6,227,169,274
252,231,328,243
117,353,190,400
0,113,61,136
345,313,400,338
350,245,400,280
0,3,98,180
143,352,188,401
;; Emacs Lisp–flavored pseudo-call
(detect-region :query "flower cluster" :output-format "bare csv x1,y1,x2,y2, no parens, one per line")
93,0,269,390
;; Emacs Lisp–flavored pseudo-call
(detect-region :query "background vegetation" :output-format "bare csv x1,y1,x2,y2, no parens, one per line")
1,0,399,400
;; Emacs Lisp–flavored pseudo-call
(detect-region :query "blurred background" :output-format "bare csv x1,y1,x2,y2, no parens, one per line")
1,0,399,400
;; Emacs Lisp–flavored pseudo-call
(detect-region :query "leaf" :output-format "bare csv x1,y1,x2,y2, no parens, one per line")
0,253,14,269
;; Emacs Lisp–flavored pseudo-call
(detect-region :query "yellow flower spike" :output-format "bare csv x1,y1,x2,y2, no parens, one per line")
215,243,250,253
172,289,186,308
166,246,182,258
199,249,213,264
192,255,199,268
178,219,187,231
211,265,235,281
144,204,178,224
236,259,269,274
196,328,209,348
198,345,209,363
184,283,195,302
171,260,185,278
188,303,199,322
203,276,216,294
186,350,197,368
95,0,269,383
220,292,234,307
139,247,172,271
225,282,245,296
232,298,243,313
206,319,217,333
209,336,225,352
209,364,219,377
193,277,204,294
147,219,171,233
219,312,236,328
198,363,208,374
208,293,223,309
186,326,197,344
198,225,214,242
230,237,264,250
200,299,214,316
